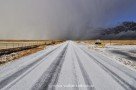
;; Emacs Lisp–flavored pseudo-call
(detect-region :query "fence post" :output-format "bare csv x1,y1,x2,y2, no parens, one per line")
6,43,7,49
13,43,14,48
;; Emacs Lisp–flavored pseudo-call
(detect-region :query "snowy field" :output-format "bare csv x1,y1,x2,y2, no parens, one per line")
85,44,136,70
0,41,136,90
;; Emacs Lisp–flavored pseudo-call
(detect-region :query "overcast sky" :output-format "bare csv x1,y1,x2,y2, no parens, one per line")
0,0,136,40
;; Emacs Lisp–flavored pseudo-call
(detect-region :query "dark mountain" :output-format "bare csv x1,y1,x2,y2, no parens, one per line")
100,21,136,39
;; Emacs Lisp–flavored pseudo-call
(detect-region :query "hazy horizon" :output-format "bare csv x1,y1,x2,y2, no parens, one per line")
0,0,136,40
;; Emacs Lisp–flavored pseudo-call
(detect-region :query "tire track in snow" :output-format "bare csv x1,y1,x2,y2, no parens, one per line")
0,45,60,89
81,46,136,81
71,52,79,90
74,49,95,90
81,48,136,90
32,45,68,90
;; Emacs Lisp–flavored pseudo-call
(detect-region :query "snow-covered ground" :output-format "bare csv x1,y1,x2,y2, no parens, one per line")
0,41,136,90
84,43,136,70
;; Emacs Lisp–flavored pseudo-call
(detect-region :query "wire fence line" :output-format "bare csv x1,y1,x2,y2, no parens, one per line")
0,41,45,50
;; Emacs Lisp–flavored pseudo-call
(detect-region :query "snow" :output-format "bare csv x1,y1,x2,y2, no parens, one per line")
73,43,125,90
55,42,87,90
0,41,136,90
4,42,67,90
83,43,136,70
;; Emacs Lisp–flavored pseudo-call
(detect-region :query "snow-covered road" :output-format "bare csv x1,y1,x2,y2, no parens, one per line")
0,41,136,90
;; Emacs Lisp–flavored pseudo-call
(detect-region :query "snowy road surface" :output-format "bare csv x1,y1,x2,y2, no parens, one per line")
0,41,136,90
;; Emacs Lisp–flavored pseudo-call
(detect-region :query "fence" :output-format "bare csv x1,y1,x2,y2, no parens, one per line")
0,41,45,50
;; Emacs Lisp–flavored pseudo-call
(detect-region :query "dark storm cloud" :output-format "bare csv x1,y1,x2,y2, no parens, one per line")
0,0,136,39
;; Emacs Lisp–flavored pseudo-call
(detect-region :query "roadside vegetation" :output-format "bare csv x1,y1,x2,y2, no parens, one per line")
0,40,63,64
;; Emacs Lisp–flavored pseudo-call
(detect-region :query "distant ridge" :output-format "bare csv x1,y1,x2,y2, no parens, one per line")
100,21,136,39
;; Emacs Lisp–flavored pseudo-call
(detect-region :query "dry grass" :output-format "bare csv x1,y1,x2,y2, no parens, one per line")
0,40,64,49
0,40,64,64
0,46,44,64
78,40,136,45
